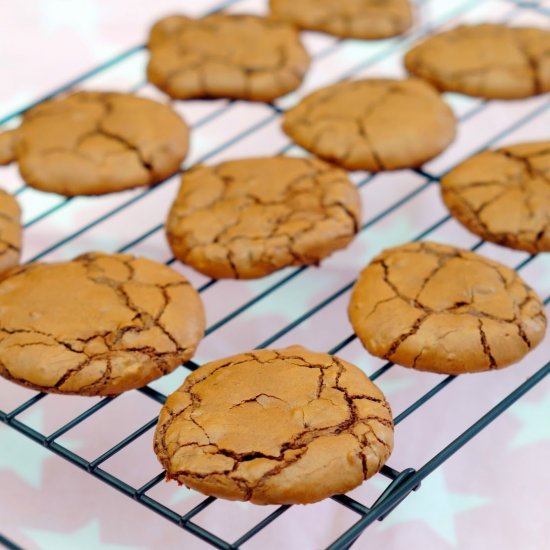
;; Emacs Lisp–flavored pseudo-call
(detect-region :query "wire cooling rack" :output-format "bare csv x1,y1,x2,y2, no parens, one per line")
1,0,549,548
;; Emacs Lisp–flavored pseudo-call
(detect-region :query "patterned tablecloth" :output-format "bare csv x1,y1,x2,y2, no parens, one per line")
1,1,549,549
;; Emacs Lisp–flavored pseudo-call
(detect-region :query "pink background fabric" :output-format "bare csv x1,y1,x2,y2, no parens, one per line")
0,1,549,549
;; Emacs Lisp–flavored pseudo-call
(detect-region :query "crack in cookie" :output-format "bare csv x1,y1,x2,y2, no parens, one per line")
270,0,413,40
0,252,205,396
405,24,550,99
442,141,550,253
348,241,547,374
0,92,189,196
154,346,393,505
166,157,361,279
146,14,310,102
282,79,456,171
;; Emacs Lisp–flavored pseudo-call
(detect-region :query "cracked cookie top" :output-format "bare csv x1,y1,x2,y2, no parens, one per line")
0,252,205,396
442,141,550,254
405,24,550,99
154,345,393,505
166,157,361,279
348,241,547,374
282,78,456,171
146,14,310,102
0,92,189,196
270,0,413,39
0,191,21,277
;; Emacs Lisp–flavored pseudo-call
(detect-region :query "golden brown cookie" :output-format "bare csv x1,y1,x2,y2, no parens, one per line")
0,92,189,196
442,141,550,253
154,345,394,505
348,242,547,375
405,24,550,99
0,252,205,396
270,0,413,39
166,157,361,279
0,191,21,277
282,79,456,171
147,14,310,102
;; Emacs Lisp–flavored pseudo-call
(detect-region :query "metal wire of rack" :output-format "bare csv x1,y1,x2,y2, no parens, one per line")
1,0,549,548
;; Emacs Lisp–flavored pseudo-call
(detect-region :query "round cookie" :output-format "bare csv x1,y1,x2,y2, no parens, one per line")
154,345,394,505
442,141,550,253
0,92,189,196
282,79,456,171
270,0,413,39
405,24,550,99
147,14,310,102
0,190,21,277
166,157,361,279
348,241,547,375
0,252,205,396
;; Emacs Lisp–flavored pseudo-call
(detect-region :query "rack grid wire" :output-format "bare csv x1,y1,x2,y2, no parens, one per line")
1,0,549,548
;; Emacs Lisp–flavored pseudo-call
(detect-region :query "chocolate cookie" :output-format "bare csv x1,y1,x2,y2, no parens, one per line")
0,191,21,277
348,242,547,375
166,157,361,279
442,141,550,253
405,24,550,99
270,0,413,39
147,14,310,102
282,79,456,171
154,345,393,504
0,92,189,196
0,252,205,396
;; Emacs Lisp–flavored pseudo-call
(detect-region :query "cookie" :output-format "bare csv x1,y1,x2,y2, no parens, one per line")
348,241,547,375
270,0,413,39
282,79,456,171
0,190,21,277
154,345,393,505
166,157,361,279
0,92,189,196
405,24,550,99
146,14,310,102
442,141,550,253
0,252,205,396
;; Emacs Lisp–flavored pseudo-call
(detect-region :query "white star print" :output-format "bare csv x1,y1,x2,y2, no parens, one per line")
372,469,490,546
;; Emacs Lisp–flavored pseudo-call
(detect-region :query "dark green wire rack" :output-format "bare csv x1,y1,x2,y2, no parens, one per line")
1,0,549,548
